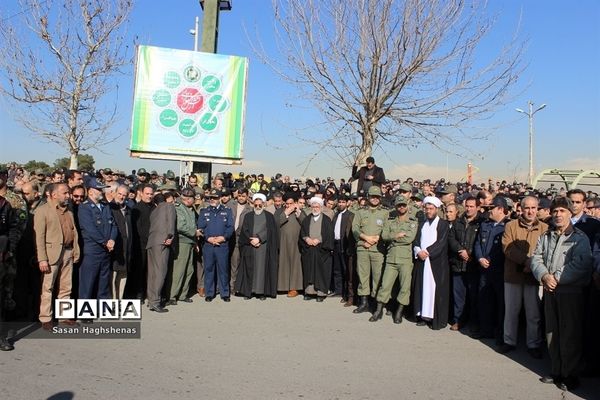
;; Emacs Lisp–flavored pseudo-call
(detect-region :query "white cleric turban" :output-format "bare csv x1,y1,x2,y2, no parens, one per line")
309,197,324,206
252,193,267,202
423,196,442,208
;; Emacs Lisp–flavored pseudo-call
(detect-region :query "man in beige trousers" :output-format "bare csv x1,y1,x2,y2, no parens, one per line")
34,183,80,330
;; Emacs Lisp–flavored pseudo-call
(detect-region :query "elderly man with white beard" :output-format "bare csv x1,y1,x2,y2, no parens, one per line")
300,197,334,302
235,193,280,300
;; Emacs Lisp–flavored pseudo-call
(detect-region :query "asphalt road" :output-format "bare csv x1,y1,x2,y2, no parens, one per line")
2,295,598,400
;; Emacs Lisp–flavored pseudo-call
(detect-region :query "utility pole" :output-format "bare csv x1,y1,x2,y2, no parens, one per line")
516,101,546,186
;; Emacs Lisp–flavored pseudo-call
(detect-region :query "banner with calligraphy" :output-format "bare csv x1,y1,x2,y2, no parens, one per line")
130,45,248,161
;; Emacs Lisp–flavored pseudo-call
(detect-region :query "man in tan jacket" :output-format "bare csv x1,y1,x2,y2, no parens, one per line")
34,183,80,330
498,196,548,357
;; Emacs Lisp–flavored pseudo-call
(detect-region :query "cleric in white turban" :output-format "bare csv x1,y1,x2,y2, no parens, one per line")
412,194,450,330
422,196,442,209
252,193,267,203
308,197,324,207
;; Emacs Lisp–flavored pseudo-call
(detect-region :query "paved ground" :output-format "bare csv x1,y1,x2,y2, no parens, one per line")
2,295,598,400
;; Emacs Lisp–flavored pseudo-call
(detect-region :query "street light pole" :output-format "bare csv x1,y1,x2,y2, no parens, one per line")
516,101,546,186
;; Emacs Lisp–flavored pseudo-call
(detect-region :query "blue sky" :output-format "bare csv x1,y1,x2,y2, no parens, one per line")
1,0,599,183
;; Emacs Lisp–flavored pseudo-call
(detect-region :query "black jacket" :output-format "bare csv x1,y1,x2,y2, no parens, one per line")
351,164,386,193
448,213,485,273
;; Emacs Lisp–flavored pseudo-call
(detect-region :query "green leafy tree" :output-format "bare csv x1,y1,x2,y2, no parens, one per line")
54,154,95,171
23,160,51,173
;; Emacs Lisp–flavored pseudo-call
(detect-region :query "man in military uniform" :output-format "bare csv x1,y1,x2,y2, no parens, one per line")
166,189,197,304
0,170,25,314
164,170,178,190
0,182,19,351
78,177,117,301
370,195,418,323
352,186,389,313
197,189,234,302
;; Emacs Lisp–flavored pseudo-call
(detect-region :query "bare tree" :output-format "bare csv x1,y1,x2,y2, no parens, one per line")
0,0,133,169
254,0,525,169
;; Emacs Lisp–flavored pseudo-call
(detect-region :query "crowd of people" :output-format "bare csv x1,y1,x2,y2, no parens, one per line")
0,156,599,392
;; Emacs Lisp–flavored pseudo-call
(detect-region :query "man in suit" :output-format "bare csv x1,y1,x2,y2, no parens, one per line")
228,188,252,293
34,183,80,330
332,194,356,306
146,192,176,312
110,185,132,299
78,177,117,302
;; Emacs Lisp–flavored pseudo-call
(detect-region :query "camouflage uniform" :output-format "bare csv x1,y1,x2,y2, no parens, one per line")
0,195,19,350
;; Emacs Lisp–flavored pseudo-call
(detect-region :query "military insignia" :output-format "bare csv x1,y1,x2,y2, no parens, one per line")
410,223,416,228
376,219,383,226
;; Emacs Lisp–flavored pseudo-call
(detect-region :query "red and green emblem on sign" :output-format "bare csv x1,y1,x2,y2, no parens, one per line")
151,67,230,138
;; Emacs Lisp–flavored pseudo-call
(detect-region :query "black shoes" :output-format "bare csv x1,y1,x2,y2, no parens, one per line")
393,305,404,324
0,337,14,351
369,302,384,322
205,296,214,302
527,347,543,359
181,298,193,303
222,297,231,302
303,295,312,301
496,343,516,354
165,300,177,306
353,296,369,314
316,296,325,302
149,305,169,313
556,376,579,391
416,320,427,326
259,296,267,301
539,375,556,384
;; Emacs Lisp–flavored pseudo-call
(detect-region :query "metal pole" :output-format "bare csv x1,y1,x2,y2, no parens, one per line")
194,16,199,52
528,101,534,186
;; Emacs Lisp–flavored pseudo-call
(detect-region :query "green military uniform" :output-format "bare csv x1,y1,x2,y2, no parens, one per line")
1,190,26,311
167,195,198,302
352,187,389,299
378,206,418,306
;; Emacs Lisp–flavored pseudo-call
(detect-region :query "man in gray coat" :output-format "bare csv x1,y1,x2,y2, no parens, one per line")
146,192,176,313
531,197,593,391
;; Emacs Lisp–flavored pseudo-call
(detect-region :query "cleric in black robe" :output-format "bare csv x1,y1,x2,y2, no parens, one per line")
412,196,450,330
299,197,334,302
235,193,280,299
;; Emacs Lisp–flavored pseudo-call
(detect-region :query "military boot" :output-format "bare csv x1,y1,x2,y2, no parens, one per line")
369,302,384,322
393,305,404,324
353,296,369,314
0,337,14,351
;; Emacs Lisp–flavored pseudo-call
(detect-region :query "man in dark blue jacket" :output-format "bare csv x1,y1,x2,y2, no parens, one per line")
78,177,118,301
473,196,510,342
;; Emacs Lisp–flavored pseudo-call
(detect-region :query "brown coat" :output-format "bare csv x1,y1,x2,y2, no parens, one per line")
34,201,80,265
502,216,548,285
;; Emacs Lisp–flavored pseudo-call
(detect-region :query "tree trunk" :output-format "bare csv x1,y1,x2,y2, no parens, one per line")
354,126,374,167
70,152,78,170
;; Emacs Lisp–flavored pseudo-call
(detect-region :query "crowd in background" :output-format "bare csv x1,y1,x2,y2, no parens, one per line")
0,157,599,392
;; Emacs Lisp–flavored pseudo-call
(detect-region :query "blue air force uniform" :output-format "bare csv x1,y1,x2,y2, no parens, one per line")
78,199,117,299
197,202,234,299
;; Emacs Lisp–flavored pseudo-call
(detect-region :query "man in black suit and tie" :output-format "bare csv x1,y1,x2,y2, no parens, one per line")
332,194,356,306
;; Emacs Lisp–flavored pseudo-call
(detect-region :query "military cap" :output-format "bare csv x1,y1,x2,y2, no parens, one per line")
103,168,113,175
157,181,177,191
538,197,551,210
491,196,509,209
437,184,457,194
367,186,382,197
206,188,220,198
411,192,424,201
193,186,204,196
220,188,231,196
165,170,176,180
351,192,359,200
34,168,46,176
398,183,413,193
84,176,108,190
395,195,409,206
137,168,147,175
181,188,195,198
151,170,158,176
